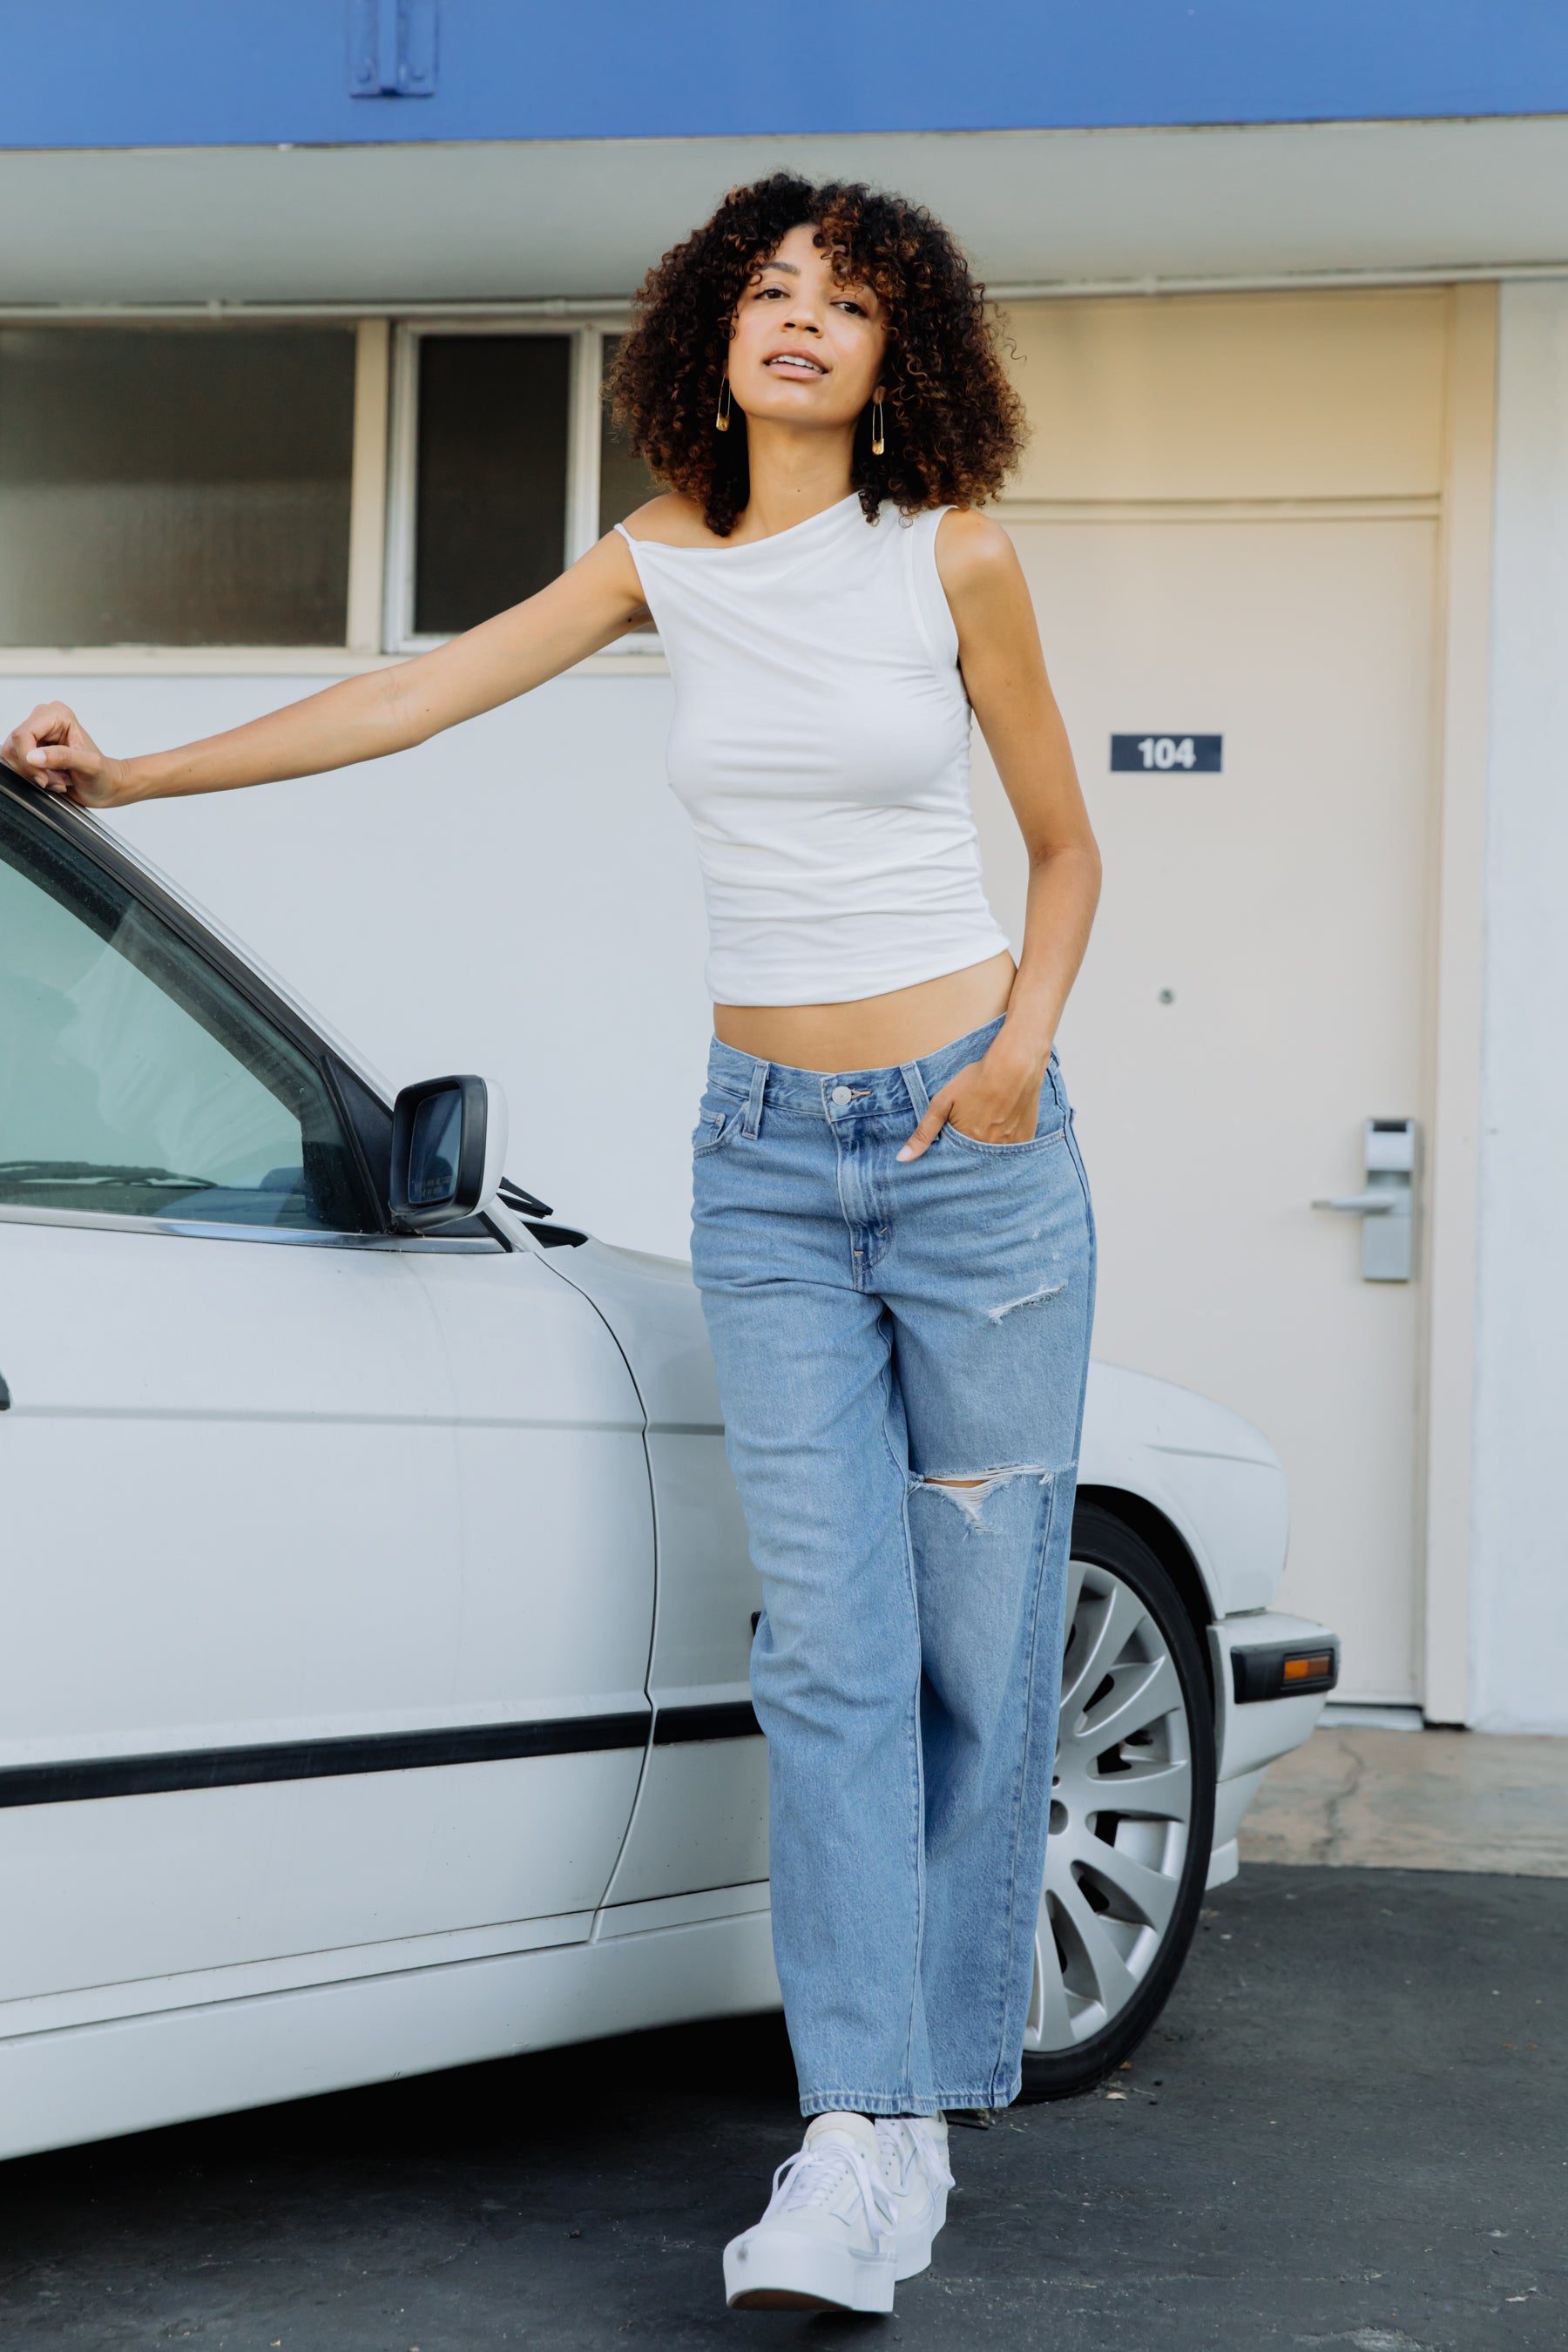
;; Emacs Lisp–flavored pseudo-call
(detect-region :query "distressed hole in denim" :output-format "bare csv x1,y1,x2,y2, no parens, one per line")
986,1280,1065,1326
915,1464,1051,1530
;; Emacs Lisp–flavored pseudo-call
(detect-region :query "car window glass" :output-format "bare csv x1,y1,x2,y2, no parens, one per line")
0,797,374,1232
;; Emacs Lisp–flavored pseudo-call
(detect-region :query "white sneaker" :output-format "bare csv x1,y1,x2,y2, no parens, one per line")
723,2113,898,2313
875,2117,955,2280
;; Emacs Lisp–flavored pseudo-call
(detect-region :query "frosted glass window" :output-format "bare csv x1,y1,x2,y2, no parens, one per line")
0,798,373,1232
0,327,355,647
414,335,571,635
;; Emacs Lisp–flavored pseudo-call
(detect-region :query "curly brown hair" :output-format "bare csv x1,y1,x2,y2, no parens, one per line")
606,172,1025,537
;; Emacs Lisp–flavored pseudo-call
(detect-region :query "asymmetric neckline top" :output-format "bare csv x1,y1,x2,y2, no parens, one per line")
616,497,1010,1007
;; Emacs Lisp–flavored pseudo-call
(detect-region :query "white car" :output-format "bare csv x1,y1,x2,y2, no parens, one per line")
0,766,1336,2162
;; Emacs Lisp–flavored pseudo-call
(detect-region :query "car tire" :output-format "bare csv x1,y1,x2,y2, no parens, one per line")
1016,1499,1217,2103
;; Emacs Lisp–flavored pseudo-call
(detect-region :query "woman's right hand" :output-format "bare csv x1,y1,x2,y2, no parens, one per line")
1,702,136,810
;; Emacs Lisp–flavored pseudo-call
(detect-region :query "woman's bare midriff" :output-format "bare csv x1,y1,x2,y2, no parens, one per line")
713,949,1017,1073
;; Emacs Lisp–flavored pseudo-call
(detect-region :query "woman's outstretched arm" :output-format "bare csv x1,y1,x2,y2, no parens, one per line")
1,531,651,812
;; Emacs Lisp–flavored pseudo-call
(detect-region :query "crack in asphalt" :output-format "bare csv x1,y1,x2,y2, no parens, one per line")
1320,1732,1369,1865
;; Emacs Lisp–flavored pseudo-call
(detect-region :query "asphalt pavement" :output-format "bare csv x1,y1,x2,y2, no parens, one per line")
3,1866,1563,2351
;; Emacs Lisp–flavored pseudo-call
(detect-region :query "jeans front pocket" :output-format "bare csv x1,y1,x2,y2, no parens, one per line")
939,1058,1069,1157
692,1104,740,1158
941,1096,1066,1157
942,1120,1065,1157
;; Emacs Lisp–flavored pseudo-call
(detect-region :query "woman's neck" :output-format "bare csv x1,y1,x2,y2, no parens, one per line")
732,420,856,544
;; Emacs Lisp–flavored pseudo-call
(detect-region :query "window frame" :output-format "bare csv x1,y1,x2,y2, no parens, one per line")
383,313,655,659
0,306,658,671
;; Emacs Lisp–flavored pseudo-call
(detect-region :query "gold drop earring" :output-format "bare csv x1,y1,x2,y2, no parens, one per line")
715,377,733,433
871,396,886,456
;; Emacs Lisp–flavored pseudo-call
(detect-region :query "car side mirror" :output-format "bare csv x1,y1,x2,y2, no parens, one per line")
389,1074,509,1233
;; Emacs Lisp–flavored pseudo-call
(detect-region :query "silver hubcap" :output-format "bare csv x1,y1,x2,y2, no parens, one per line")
1024,1556,1195,2052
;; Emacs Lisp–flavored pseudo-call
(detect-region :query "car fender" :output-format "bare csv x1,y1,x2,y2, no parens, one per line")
1078,1362,1289,1619
551,1262,1289,1624
543,1240,722,1431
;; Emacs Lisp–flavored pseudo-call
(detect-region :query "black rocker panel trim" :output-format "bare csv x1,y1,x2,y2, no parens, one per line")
0,1712,652,1810
653,1701,762,1745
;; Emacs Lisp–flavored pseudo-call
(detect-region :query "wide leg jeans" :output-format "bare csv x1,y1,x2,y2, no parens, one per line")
690,1017,1096,2116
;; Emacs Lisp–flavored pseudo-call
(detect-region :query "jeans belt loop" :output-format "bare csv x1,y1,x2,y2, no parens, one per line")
899,1057,932,1124
743,1057,769,1139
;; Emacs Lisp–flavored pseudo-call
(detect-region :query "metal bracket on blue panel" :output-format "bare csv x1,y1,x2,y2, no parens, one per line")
348,0,438,98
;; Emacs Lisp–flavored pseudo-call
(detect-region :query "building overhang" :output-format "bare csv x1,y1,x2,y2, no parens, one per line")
3,118,1568,311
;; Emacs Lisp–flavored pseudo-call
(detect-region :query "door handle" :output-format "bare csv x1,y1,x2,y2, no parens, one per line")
1311,1119,1419,1281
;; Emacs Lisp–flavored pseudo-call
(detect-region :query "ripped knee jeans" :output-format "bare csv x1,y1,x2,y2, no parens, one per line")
690,1017,1096,2117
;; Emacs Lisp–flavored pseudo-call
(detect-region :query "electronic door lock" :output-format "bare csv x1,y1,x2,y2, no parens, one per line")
1312,1119,1419,1281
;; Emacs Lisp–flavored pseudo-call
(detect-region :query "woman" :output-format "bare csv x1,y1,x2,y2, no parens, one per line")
4,173,1099,2318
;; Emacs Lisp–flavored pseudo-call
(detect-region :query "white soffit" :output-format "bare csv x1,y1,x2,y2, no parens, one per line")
3,117,1568,309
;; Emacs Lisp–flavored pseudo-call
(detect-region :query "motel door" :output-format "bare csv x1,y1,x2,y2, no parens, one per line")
977,292,1450,1705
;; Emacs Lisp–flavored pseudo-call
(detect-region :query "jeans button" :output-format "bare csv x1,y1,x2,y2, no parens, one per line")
830,1085,853,1106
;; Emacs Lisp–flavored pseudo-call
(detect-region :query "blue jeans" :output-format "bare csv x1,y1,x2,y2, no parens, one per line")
690,1017,1096,2116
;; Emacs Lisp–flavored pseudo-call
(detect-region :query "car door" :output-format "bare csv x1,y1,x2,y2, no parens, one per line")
0,778,652,2025
398,1240,667,1906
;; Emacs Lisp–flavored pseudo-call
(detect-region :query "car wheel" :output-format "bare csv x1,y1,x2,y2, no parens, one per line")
1017,1499,1216,2102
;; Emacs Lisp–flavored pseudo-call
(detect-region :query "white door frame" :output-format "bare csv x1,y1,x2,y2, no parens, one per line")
1417,282,1497,1727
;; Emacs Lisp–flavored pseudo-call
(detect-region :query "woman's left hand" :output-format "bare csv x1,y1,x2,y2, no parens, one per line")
896,1037,1049,1161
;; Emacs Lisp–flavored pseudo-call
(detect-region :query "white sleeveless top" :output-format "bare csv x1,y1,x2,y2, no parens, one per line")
616,495,1010,1006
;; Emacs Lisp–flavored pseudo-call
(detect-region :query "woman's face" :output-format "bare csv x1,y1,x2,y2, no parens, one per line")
725,220,889,435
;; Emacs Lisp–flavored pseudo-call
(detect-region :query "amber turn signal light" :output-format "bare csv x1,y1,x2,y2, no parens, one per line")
1231,1638,1341,1705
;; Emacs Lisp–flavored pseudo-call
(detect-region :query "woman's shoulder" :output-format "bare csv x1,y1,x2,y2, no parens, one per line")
931,506,1024,598
930,506,1011,568
615,491,723,549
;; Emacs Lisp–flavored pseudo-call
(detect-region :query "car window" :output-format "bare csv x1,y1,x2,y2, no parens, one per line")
0,795,375,1233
